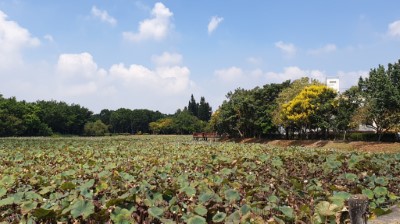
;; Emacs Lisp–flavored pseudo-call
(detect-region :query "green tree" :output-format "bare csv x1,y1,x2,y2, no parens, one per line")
84,120,109,136
173,111,205,134
358,60,400,141
197,96,212,121
188,94,198,117
149,118,174,134
332,86,362,140
36,100,92,135
273,77,321,139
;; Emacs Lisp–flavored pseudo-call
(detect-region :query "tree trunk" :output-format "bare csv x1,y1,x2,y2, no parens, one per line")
348,194,368,224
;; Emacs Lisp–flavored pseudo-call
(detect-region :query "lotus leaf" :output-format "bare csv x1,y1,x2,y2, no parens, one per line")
148,206,164,218
70,199,95,219
278,206,294,219
212,212,226,222
110,207,133,224
186,215,206,224
224,189,240,202
0,196,14,207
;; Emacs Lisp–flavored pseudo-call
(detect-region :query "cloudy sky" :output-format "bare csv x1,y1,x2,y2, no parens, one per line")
1,0,400,113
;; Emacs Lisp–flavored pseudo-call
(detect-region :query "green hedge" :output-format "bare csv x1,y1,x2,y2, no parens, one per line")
347,132,398,142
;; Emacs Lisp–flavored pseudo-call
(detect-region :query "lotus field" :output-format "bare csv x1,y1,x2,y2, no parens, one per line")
0,136,400,223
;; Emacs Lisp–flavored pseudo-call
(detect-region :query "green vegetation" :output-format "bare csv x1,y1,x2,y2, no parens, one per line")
0,95,213,137
213,59,400,141
0,136,399,223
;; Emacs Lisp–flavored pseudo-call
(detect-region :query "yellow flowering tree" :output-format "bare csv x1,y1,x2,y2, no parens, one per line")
281,84,337,139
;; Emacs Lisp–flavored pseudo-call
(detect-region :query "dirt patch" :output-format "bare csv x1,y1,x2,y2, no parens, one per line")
224,138,400,152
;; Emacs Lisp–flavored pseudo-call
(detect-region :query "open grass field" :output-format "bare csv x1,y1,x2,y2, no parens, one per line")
1,135,400,223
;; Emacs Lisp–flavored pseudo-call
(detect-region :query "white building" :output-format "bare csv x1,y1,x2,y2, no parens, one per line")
326,77,340,92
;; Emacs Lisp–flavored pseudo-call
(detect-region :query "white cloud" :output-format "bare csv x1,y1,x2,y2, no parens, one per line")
91,6,117,26
308,44,337,55
388,20,400,37
56,52,106,79
266,66,326,83
152,52,182,66
0,10,40,70
110,63,191,94
56,52,191,94
208,16,223,35
275,41,296,57
215,67,243,82
43,34,54,42
123,2,173,42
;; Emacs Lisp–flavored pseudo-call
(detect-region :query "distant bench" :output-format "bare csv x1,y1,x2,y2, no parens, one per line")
193,132,220,141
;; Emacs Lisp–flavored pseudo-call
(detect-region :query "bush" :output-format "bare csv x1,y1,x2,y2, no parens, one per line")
347,132,397,142
84,120,109,136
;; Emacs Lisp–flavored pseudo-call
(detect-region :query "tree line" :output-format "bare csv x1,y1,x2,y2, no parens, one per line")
0,94,212,137
1,59,400,141
211,59,400,141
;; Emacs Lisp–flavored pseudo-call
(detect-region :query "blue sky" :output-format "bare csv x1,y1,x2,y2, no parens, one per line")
1,0,400,113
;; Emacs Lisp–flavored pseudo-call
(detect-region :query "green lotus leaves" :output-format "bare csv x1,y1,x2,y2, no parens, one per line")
212,212,226,222
181,186,196,197
69,199,95,219
0,196,14,207
0,175,15,188
344,173,358,182
198,192,214,204
1,136,400,223
373,186,388,197
0,187,6,198
375,176,388,186
21,201,38,214
111,207,133,224
362,188,374,200
329,191,351,207
315,201,340,217
148,206,164,218
194,205,207,216
187,215,206,224
224,189,240,202
60,182,76,191
278,206,294,219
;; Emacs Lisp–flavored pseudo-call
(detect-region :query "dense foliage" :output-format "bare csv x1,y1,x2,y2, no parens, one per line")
0,96,89,137
0,136,399,223
212,60,400,141
358,60,400,141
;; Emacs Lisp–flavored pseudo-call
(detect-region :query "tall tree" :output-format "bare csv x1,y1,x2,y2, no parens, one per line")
188,94,198,117
358,60,400,141
332,86,362,140
197,96,212,121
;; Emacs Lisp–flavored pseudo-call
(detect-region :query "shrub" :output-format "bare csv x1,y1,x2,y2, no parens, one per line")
83,120,109,136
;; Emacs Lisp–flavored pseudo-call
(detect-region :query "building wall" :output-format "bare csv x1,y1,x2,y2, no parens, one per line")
326,78,340,92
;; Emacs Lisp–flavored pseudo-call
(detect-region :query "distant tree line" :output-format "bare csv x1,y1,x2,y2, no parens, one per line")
211,59,400,141
0,94,213,137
